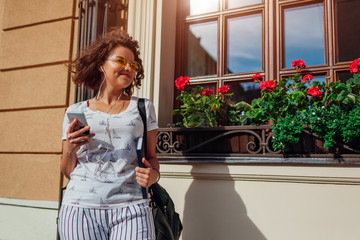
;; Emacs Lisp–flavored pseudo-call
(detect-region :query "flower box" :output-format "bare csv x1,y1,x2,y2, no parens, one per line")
156,126,360,164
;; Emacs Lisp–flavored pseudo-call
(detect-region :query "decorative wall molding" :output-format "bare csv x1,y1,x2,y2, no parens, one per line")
161,171,360,185
0,198,58,210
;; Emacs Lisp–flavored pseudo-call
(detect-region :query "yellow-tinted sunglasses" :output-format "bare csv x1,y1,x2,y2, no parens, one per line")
108,56,141,72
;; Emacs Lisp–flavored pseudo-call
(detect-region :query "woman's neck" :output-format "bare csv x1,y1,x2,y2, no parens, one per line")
97,89,124,104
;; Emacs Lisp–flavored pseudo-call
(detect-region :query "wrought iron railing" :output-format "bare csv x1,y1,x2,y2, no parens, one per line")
156,125,360,164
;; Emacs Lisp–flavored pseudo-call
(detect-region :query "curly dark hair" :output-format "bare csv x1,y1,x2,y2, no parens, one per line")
71,29,144,96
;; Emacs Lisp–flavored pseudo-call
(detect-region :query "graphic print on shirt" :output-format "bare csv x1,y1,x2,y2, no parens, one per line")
112,129,122,139
108,153,117,162
72,196,82,205
89,187,98,194
61,98,159,208
80,172,87,182
109,186,124,196
94,157,117,180
117,168,126,176
99,120,107,126
126,120,136,127
120,143,132,151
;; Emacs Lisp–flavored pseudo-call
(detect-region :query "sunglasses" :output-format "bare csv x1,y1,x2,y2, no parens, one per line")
107,56,141,72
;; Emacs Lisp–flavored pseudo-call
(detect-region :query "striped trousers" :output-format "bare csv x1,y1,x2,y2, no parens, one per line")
58,203,155,240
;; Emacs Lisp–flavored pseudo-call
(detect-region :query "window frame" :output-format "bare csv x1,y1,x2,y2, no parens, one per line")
175,0,358,103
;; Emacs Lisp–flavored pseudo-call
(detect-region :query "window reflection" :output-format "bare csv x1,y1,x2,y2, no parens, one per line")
227,81,261,104
336,0,360,62
188,83,217,94
227,0,262,9
285,75,326,102
227,14,262,73
337,71,353,83
287,75,326,86
186,21,218,77
312,75,326,84
284,4,325,68
189,0,219,15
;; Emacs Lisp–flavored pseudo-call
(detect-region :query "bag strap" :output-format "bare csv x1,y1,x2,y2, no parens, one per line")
137,98,147,158
137,98,149,199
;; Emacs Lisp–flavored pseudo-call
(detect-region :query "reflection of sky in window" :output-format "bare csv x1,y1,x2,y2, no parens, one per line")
229,81,261,103
286,75,326,97
227,14,262,73
189,22,218,62
239,81,260,92
284,4,325,68
287,75,326,85
228,0,262,9
190,0,219,15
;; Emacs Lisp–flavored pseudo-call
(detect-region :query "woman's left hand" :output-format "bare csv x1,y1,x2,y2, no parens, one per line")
135,158,159,188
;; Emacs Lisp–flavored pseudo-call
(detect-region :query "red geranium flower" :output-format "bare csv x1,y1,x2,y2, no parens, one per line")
251,73,263,83
259,80,277,92
202,88,215,96
350,58,360,73
291,59,306,71
175,76,190,91
302,74,314,83
218,85,231,93
307,86,323,98
350,64,358,73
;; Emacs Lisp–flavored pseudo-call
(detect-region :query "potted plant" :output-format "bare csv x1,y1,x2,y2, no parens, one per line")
173,76,251,127
170,76,260,154
247,58,360,153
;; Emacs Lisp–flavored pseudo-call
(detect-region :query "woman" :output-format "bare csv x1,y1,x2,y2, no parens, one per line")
58,29,159,240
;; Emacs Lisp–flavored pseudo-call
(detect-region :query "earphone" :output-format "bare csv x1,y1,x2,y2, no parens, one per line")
97,66,106,100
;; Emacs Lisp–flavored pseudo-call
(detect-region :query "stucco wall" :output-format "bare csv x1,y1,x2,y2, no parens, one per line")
160,163,360,240
0,0,76,201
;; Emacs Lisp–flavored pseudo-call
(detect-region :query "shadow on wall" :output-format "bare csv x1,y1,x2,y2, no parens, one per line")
182,164,267,240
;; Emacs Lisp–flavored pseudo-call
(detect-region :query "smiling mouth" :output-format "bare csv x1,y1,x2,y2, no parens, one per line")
120,72,130,78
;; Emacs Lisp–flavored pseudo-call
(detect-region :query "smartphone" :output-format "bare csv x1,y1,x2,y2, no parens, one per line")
66,112,90,136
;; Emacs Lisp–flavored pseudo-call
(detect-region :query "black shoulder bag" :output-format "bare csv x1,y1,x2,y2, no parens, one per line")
137,98,183,240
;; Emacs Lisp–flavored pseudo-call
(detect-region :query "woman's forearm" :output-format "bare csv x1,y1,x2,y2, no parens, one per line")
60,141,78,179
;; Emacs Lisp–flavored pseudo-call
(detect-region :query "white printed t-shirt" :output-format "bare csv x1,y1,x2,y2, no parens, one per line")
61,96,158,209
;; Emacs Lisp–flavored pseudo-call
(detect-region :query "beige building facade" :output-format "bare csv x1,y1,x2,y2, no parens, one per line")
1,0,360,239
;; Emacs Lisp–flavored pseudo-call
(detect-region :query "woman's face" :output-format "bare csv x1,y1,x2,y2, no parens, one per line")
101,45,137,93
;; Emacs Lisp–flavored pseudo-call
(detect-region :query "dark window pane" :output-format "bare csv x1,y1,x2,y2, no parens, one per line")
227,14,262,73
189,0,218,15
186,22,218,77
337,71,353,84
284,4,325,68
227,0,262,9
227,81,261,103
187,83,217,95
336,0,360,62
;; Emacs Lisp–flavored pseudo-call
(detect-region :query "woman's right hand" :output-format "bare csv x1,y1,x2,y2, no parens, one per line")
64,118,95,155
61,119,95,179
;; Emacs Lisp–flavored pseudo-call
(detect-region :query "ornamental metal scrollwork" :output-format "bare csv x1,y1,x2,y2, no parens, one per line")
156,131,182,154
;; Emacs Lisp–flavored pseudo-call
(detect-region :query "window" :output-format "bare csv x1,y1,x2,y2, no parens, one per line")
176,0,264,107
175,0,360,106
282,3,325,68
75,0,129,103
